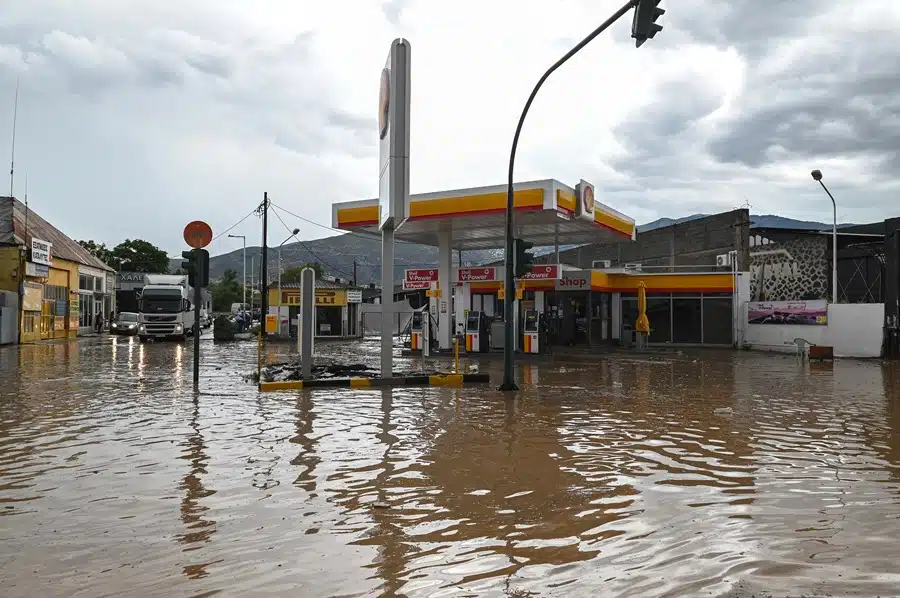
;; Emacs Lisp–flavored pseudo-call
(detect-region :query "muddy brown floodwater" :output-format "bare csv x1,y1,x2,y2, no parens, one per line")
2,337,900,597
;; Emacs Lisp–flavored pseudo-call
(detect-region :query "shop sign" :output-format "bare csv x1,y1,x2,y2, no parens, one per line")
118,272,145,284
405,269,438,283
347,289,362,303
518,265,559,280
30,238,52,266
555,272,590,291
457,267,497,282
22,282,42,312
315,290,347,306
747,300,827,326
402,280,430,290
25,262,50,278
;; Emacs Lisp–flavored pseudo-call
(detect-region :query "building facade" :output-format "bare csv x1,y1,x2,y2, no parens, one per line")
0,197,115,343
267,278,364,338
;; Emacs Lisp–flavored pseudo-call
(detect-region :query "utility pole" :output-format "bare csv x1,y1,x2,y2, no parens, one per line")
353,260,357,287
260,192,269,336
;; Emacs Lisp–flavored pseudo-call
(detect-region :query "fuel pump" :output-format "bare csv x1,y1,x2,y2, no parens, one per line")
465,311,489,353
410,311,425,352
522,309,540,354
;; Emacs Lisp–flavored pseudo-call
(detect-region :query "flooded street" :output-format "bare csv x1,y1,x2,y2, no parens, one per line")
2,338,900,597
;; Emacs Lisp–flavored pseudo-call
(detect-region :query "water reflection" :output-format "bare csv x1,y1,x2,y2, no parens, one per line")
3,340,900,597
176,394,217,578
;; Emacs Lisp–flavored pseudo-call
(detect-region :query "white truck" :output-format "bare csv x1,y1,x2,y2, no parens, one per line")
138,274,193,342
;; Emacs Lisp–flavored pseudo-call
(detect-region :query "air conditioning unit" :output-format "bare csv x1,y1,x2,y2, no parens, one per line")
716,253,733,267
592,259,613,269
624,263,642,272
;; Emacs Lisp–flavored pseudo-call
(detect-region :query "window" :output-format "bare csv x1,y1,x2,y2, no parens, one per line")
647,298,671,343
23,314,35,333
672,298,702,344
702,298,733,345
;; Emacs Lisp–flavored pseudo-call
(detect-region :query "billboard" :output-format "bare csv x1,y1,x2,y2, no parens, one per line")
747,300,828,325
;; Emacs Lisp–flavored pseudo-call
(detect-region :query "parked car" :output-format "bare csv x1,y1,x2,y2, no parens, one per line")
111,312,140,336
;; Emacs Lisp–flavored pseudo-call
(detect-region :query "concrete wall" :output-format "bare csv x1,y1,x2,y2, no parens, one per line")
742,303,884,358
535,209,751,271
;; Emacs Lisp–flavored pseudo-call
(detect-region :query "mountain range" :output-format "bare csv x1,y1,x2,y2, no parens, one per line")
174,214,855,285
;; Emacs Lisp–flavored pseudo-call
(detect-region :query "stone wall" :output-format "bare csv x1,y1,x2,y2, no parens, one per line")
748,232,828,301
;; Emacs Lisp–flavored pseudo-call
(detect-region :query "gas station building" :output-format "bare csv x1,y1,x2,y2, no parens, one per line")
332,178,737,352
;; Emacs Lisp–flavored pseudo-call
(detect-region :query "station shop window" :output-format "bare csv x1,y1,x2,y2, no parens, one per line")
23,313,36,333
620,292,733,346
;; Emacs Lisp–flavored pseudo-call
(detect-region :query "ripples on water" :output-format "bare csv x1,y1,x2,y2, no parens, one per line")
1,338,900,597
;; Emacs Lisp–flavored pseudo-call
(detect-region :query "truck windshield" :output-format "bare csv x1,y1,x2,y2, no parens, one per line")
141,291,183,313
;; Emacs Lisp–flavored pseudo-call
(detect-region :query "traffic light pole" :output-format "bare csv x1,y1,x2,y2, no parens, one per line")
500,0,639,391
193,277,201,386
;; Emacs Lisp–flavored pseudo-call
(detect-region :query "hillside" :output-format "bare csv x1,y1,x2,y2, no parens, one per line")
178,214,857,283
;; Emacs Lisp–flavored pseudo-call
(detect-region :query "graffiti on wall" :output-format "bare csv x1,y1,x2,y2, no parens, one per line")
749,234,828,301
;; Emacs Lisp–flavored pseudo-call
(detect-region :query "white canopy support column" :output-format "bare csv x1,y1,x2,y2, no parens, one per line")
437,231,453,350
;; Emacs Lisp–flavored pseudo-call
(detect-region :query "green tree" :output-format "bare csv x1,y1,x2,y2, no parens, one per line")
111,239,170,273
77,240,115,266
281,262,323,283
210,268,244,312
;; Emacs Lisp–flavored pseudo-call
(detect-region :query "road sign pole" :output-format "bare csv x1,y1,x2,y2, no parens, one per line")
193,277,201,386
183,221,214,389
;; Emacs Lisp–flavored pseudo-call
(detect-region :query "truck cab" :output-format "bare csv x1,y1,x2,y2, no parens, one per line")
138,275,192,342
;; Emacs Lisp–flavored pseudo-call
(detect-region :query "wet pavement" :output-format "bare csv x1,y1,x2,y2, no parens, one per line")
2,336,900,597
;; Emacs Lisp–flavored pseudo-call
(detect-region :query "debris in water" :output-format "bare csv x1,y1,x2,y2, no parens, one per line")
372,502,390,509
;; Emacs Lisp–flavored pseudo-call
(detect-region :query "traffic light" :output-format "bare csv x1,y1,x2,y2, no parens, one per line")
632,0,664,48
181,249,210,287
514,238,534,279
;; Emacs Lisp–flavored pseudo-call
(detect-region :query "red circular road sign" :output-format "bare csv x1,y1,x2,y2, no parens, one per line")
184,221,213,249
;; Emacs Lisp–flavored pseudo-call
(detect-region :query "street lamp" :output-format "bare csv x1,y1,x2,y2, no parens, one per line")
227,234,247,310
277,229,301,335
810,169,839,303
500,0,666,391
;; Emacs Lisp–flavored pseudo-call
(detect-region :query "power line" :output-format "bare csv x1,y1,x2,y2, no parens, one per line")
268,201,383,243
269,205,352,277
211,206,259,242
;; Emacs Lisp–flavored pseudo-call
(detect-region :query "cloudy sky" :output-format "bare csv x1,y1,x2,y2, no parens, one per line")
1,0,898,257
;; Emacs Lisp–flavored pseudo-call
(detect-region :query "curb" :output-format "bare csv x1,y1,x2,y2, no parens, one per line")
258,373,490,392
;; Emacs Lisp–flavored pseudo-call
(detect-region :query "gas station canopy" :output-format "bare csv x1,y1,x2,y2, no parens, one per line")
331,179,636,250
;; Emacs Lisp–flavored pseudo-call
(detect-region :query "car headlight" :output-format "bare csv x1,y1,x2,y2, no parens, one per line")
139,325,146,333
112,323,118,328
174,324,183,333
127,324,136,329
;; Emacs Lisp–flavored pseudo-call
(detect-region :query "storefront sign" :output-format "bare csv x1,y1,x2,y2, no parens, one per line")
402,280,430,290
555,272,590,291
747,300,828,325
22,282,42,312
25,262,50,278
30,238,52,266
458,267,497,282
315,290,347,306
118,272,145,284
518,265,559,280
347,289,362,303
405,269,439,282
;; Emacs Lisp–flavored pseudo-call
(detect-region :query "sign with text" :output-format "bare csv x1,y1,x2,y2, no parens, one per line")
747,300,828,325
405,269,438,283
402,280,430,290
25,262,49,278
315,290,347,307
518,264,559,280
457,267,497,282
347,289,362,303
555,272,591,291
30,238,52,266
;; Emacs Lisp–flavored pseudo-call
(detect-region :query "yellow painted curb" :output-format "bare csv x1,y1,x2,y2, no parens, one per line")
429,374,464,387
259,380,304,392
350,377,373,388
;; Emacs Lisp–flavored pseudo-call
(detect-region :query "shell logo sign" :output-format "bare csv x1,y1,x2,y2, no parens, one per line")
404,269,438,282
576,179,595,222
457,267,497,282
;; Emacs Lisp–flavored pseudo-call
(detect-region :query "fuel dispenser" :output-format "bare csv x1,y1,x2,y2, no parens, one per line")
465,311,489,353
522,309,540,354
409,310,431,356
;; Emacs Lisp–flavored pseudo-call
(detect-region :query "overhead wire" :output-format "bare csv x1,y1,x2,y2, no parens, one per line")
211,206,260,242
269,204,353,278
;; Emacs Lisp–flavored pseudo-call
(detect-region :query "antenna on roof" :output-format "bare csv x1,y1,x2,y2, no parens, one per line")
9,77,19,198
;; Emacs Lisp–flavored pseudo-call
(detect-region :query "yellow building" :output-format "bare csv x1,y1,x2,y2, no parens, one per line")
267,278,363,338
0,197,115,343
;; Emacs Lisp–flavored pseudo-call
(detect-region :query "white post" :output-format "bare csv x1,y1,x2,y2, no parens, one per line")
277,248,282,335
242,239,246,308
832,198,838,304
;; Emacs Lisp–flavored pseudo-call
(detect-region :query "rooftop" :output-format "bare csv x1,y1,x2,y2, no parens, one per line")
0,197,113,271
